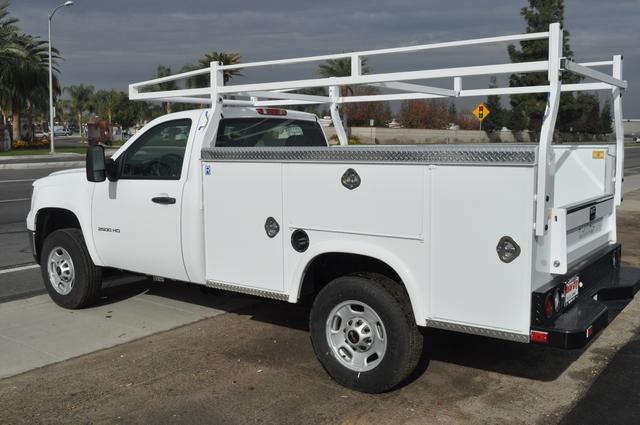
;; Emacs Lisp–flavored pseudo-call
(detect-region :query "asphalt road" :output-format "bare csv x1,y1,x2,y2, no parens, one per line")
625,144,640,175
0,167,73,302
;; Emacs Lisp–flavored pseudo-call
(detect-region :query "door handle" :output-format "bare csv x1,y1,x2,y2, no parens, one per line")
152,196,176,205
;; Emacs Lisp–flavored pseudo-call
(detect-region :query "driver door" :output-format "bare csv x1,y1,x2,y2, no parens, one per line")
92,118,194,281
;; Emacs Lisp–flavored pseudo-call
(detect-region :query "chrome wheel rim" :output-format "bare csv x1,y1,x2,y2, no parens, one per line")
47,247,75,295
325,300,387,372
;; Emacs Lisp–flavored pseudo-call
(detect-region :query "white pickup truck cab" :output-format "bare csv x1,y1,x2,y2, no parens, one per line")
27,24,639,393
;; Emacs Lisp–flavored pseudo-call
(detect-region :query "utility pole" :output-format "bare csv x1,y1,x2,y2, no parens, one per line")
48,1,74,154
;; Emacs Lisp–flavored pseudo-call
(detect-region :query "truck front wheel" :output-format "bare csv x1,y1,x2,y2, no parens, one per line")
309,273,423,393
40,228,102,309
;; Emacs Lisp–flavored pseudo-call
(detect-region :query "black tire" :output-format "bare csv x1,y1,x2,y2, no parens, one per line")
309,273,423,393
40,228,102,309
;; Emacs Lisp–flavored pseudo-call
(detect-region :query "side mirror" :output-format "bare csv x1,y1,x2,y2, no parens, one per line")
86,145,106,182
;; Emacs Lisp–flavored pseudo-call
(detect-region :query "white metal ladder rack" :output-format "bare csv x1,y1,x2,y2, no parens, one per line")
129,23,627,238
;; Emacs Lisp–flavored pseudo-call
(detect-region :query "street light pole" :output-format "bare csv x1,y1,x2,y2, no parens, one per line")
48,1,74,155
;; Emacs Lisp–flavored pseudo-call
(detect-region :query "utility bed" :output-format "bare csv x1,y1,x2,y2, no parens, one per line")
200,142,629,343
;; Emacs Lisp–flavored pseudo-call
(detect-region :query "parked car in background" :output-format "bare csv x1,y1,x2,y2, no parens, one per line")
33,131,49,140
54,126,72,136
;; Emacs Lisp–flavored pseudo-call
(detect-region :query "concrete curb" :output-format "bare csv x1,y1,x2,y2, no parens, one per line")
0,161,85,170
0,153,84,164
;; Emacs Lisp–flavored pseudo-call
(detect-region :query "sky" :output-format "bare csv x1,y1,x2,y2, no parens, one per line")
9,0,640,117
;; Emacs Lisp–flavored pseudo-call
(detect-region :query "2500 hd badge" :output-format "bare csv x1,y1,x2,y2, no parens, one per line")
97,227,120,233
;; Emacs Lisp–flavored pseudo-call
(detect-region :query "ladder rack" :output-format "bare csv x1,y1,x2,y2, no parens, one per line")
128,23,627,238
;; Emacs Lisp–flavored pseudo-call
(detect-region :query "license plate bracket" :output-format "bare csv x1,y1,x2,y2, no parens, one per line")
564,275,580,307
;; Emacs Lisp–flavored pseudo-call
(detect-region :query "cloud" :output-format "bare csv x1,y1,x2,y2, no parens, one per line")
9,0,640,115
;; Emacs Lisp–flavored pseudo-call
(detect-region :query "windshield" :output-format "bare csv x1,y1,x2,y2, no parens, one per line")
215,118,326,148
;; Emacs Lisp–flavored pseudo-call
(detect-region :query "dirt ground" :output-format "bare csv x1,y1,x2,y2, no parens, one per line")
1,210,639,425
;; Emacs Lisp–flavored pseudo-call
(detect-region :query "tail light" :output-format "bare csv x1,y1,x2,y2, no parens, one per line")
533,276,579,326
256,108,287,116
553,288,562,312
544,294,554,319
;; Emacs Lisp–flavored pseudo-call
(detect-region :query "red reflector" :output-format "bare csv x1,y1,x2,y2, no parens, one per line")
530,330,549,344
256,108,287,116
586,325,593,339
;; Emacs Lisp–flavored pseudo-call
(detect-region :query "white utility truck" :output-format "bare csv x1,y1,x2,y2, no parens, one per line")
28,24,639,393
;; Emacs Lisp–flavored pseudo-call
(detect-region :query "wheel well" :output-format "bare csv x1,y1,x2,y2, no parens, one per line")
34,208,81,263
299,253,404,299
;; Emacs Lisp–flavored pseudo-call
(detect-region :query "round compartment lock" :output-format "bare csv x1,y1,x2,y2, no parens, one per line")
264,217,280,238
291,229,309,252
341,168,361,190
496,236,521,263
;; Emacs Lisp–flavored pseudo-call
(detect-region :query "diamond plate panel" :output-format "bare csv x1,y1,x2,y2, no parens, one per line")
206,280,289,301
425,319,530,343
201,145,537,165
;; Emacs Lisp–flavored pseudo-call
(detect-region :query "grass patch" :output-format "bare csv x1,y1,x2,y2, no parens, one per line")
0,147,89,156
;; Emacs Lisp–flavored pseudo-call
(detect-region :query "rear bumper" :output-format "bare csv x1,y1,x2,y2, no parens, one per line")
530,244,640,349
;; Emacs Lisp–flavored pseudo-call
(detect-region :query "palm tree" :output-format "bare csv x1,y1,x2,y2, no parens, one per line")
0,0,21,131
155,65,177,114
93,89,119,125
0,0,23,63
202,51,243,84
1,2,61,143
65,84,94,141
182,51,244,89
317,57,371,131
2,33,59,141
55,98,70,125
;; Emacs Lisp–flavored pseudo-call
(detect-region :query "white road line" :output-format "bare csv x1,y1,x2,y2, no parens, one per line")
0,264,39,275
0,179,36,183
0,198,30,204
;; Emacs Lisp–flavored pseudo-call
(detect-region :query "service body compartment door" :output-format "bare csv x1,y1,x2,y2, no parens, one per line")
429,165,536,335
202,161,284,292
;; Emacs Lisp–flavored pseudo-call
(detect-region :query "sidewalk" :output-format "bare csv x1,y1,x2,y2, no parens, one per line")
0,278,254,379
0,153,83,162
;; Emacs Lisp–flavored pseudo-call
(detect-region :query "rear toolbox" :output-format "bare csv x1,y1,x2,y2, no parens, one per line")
531,245,640,349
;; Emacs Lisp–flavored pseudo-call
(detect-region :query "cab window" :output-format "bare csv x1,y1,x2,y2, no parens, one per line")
119,119,192,180
215,118,326,147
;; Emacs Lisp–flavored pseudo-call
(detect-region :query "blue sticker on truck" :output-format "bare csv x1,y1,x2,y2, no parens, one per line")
205,164,212,176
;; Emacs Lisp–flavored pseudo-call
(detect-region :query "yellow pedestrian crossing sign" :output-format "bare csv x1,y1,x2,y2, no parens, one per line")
473,103,490,122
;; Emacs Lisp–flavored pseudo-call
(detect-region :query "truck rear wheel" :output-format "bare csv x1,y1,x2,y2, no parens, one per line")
310,273,423,393
40,228,102,309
